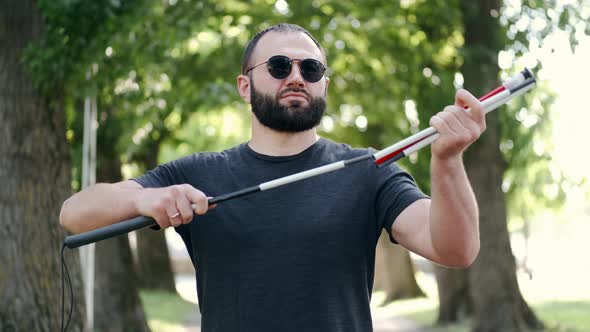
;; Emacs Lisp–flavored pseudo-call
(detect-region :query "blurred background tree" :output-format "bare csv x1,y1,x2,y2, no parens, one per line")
2,0,587,330
0,0,93,330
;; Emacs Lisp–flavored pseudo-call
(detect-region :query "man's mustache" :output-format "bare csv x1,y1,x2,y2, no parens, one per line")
278,88,312,100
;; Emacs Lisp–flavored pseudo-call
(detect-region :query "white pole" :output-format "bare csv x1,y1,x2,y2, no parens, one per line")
81,98,90,188
79,69,97,332
87,95,97,331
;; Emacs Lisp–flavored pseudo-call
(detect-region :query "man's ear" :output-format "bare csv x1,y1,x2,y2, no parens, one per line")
324,76,330,96
237,74,251,103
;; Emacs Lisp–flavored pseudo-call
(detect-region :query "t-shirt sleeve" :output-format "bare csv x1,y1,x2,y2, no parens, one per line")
130,157,191,230
132,159,186,189
375,161,430,244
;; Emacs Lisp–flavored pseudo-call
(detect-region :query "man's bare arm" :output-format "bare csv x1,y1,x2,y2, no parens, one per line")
392,158,480,268
390,89,485,268
59,180,210,234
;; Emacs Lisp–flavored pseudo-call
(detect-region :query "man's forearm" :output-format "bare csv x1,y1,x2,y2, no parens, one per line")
59,183,142,234
429,155,480,267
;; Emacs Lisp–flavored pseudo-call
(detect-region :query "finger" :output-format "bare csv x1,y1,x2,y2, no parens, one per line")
154,211,171,229
448,107,483,142
207,197,217,210
439,106,468,135
164,202,182,227
455,89,485,125
430,112,456,136
161,187,184,227
175,193,194,225
182,185,209,215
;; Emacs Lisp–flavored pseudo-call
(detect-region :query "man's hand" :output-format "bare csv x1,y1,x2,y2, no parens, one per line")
134,184,212,229
429,89,487,160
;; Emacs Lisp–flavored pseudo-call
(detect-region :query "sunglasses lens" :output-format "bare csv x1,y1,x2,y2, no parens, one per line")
301,59,325,83
267,56,292,79
266,56,326,83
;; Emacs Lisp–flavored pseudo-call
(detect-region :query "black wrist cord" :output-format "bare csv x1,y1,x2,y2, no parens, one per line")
61,244,73,332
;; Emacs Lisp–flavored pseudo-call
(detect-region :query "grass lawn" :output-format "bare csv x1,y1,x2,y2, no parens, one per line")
534,300,590,332
140,290,197,332
373,296,590,332
379,215,590,332
141,288,590,332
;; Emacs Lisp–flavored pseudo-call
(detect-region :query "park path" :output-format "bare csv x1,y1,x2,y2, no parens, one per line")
182,308,433,332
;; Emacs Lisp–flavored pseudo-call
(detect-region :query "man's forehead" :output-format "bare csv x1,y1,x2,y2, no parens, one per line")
252,31,324,63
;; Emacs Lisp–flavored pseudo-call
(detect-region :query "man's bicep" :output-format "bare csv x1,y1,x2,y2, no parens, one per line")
391,198,439,262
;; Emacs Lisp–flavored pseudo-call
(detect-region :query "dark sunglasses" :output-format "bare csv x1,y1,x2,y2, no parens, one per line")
245,55,326,83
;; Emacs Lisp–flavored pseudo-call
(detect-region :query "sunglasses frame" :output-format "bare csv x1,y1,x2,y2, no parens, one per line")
245,55,326,83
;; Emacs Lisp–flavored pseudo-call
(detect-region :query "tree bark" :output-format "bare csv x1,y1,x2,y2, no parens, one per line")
94,236,151,332
0,1,85,330
466,137,542,332
435,1,544,331
134,141,177,292
374,232,425,303
136,228,178,291
434,265,472,323
93,131,151,332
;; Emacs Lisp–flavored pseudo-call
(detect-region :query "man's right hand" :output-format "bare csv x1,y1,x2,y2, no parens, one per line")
134,184,213,229
60,180,216,234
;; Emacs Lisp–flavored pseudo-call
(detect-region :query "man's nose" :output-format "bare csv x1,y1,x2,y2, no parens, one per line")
285,62,305,88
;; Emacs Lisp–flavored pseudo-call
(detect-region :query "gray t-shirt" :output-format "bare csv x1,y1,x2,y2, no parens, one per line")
133,137,428,332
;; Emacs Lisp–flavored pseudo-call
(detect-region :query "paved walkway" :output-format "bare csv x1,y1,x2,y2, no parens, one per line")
182,309,433,332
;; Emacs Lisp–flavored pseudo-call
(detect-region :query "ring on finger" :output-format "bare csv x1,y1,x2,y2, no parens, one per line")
168,211,180,219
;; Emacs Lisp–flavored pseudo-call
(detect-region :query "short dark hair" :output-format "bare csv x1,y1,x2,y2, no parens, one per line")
241,23,326,74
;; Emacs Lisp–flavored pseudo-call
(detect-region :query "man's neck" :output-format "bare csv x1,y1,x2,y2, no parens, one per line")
249,119,320,156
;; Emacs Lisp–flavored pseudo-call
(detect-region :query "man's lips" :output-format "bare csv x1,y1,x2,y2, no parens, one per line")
280,93,309,101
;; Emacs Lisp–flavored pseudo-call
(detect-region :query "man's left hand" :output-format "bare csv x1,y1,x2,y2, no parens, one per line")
429,89,487,160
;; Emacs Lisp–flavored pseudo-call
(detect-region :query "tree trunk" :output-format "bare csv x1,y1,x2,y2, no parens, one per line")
374,232,424,303
134,142,177,292
434,265,472,323
0,1,85,330
466,135,542,332
136,228,178,291
94,236,151,332
93,136,151,332
435,1,544,331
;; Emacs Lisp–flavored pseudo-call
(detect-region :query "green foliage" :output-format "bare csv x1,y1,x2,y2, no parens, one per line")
502,0,590,54
22,0,589,223
22,0,147,97
28,0,466,184
498,0,590,221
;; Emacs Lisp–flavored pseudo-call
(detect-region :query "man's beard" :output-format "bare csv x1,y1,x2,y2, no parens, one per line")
250,82,326,133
